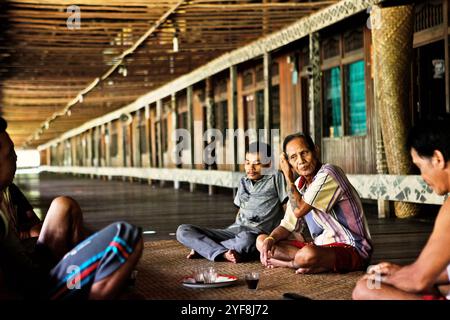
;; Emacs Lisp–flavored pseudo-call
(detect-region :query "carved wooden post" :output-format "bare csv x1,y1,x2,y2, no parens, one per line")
371,4,419,218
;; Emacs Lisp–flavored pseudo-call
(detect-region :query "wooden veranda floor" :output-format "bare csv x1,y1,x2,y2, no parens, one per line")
13,172,435,299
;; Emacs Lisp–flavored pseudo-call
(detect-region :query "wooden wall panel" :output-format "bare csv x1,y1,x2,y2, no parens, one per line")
322,136,375,174
278,55,296,141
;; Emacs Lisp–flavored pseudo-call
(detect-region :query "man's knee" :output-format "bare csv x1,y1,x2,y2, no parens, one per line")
176,224,194,243
352,277,371,300
48,196,81,219
232,232,257,252
294,245,319,267
52,196,78,209
256,234,268,251
89,236,143,300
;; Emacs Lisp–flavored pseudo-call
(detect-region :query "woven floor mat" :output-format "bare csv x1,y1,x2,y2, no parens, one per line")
133,240,363,300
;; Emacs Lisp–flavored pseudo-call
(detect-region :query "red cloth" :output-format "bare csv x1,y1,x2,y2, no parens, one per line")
288,240,365,273
422,294,446,300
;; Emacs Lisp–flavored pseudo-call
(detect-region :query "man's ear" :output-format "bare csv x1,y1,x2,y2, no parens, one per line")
431,150,446,169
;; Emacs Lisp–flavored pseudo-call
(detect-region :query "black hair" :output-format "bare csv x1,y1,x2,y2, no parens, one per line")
407,116,450,162
245,141,272,164
0,117,7,133
282,132,315,154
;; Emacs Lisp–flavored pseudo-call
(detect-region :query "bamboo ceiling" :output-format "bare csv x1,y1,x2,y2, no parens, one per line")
0,0,337,148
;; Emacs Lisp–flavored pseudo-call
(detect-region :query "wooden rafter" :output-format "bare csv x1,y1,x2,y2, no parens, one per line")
0,0,338,148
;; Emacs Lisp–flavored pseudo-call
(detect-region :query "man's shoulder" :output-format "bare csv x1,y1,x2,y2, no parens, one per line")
318,164,346,178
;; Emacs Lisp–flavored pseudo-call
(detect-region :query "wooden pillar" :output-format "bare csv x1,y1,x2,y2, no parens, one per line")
156,100,165,187
90,129,95,169
374,82,390,218
94,126,100,168
172,93,180,190
187,86,196,192
100,124,105,168
371,4,419,218
205,77,215,196
106,122,113,181
263,51,272,144
230,65,239,173
145,104,152,185
70,139,74,166
46,148,50,166
135,110,142,168
82,134,86,167
128,116,134,169
145,104,151,168
156,100,163,169
121,120,127,181
308,32,321,151
106,122,112,167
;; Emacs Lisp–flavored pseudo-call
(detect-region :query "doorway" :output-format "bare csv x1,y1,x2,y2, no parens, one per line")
413,40,446,120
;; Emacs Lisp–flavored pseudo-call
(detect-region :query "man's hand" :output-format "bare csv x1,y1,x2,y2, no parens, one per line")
260,237,275,267
279,152,294,183
366,262,401,276
18,223,42,240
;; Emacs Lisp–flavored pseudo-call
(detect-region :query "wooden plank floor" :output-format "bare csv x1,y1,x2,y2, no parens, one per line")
14,172,434,265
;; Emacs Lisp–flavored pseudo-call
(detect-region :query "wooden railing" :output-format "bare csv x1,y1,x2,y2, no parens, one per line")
37,166,448,205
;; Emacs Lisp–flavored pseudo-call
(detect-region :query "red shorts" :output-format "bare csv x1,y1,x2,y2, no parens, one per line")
288,240,366,273
422,294,447,300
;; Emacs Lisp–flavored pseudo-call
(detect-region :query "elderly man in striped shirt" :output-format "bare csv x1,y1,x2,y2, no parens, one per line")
257,132,372,274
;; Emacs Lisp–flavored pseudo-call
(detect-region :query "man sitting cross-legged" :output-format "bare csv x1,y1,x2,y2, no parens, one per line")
176,142,288,263
0,116,143,300
257,132,373,274
353,118,450,300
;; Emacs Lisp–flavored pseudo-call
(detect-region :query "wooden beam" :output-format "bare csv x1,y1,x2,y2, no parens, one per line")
38,0,383,150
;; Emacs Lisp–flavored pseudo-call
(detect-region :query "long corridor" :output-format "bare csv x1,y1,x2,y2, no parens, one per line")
14,172,434,265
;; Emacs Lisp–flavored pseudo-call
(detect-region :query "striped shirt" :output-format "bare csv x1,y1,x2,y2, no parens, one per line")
280,164,373,260
0,187,18,237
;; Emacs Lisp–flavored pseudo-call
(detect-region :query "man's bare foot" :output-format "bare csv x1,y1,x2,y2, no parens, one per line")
295,266,328,274
223,249,241,263
266,258,294,269
187,249,201,259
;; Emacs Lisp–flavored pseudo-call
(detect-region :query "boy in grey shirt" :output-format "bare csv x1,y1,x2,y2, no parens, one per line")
176,142,288,263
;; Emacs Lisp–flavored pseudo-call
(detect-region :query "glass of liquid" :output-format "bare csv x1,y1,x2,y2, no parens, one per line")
244,272,259,290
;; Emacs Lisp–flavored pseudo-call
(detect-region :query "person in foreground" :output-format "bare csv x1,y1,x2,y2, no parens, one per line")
176,142,288,263
353,118,450,300
0,116,143,299
257,132,372,274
